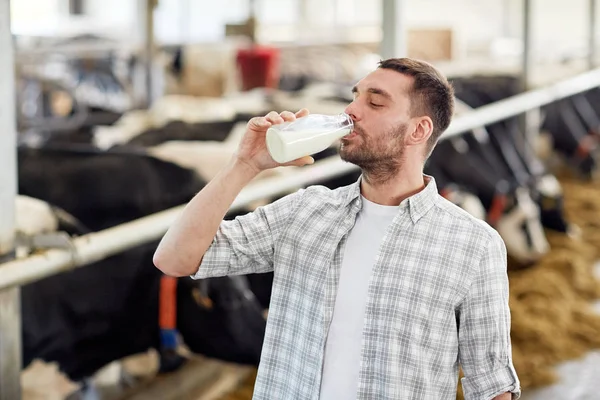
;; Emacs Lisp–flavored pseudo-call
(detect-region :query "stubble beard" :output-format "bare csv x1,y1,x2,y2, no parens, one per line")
339,123,408,185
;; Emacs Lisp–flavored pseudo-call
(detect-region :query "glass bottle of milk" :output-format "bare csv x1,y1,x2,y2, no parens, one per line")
266,113,354,163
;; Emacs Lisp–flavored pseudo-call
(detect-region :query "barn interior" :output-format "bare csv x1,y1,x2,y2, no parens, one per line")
2,0,600,399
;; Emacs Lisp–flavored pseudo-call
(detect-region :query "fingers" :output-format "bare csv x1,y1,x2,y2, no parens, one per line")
266,109,310,125
248,109,310,131
279,110,296,122
265,111,284,125
295,108,310,118
248,116,271,130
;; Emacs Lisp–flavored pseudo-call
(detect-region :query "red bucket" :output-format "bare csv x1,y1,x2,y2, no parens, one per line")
236,46,280,91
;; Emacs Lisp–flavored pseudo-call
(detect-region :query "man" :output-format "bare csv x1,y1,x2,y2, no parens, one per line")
153,58,521,400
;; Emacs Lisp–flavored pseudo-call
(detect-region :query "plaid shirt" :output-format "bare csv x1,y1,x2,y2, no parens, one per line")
193,176,521,400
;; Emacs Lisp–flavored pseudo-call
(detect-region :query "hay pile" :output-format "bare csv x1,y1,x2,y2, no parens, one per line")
219,174,600,400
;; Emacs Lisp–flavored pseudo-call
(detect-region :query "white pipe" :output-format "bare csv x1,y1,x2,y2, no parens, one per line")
0,157,358,290
381,0,406,59
2,66,600,290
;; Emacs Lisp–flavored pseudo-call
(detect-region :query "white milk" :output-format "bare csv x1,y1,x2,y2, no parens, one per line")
266,113,353,163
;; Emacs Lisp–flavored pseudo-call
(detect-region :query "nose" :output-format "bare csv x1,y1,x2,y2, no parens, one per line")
344,101,359,122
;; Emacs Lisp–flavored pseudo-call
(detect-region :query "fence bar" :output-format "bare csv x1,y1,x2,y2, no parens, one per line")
0,0,22,398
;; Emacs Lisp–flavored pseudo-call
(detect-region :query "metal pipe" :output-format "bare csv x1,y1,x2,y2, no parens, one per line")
0,0,22,397
3,66,600,290
590,0,597,69
381,0,406,59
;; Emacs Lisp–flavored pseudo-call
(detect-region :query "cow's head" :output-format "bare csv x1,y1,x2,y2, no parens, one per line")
530,174,570,233
488,185,550,265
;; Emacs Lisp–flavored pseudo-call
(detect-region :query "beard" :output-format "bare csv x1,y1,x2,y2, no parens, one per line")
339,122,408,185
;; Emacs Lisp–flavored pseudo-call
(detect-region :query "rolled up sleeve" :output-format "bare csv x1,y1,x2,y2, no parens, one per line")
191,189,305,280
458,231,521,400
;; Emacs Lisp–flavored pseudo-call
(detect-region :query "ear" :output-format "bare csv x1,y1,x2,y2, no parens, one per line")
406,116,433,146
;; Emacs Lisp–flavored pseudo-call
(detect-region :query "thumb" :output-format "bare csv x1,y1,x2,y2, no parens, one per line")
282,156,315,167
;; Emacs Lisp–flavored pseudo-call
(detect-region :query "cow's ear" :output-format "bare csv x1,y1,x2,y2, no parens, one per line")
407,116,433,146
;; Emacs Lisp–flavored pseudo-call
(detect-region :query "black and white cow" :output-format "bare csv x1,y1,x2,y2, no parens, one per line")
15,146,268,390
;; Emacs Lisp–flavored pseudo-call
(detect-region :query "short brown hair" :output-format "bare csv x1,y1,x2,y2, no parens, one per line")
378,58,454,157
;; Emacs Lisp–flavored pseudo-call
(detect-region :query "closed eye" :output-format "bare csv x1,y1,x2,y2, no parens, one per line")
370,102,383,108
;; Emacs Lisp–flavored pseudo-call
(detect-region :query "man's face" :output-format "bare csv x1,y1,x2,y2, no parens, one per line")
340,68,415,176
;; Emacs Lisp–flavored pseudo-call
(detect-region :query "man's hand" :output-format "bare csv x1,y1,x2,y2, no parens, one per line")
234,109,314,173
492,392,512,400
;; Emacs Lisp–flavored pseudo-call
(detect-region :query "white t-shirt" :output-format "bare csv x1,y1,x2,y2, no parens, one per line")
319,195,400,399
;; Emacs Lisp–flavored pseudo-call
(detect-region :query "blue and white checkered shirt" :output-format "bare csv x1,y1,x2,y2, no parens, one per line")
193,175,521,400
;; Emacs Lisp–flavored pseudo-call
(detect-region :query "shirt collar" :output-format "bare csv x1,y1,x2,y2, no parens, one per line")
344,174,439,224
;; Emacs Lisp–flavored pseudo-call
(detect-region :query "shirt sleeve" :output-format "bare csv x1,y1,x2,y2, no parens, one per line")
458,230,521,400
190,188,305,280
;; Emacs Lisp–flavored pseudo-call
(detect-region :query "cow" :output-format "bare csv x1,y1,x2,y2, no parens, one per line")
13,192,267,398
14,145,270,390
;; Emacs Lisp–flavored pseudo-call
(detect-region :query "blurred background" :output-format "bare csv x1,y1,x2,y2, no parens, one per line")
2,0,600,399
